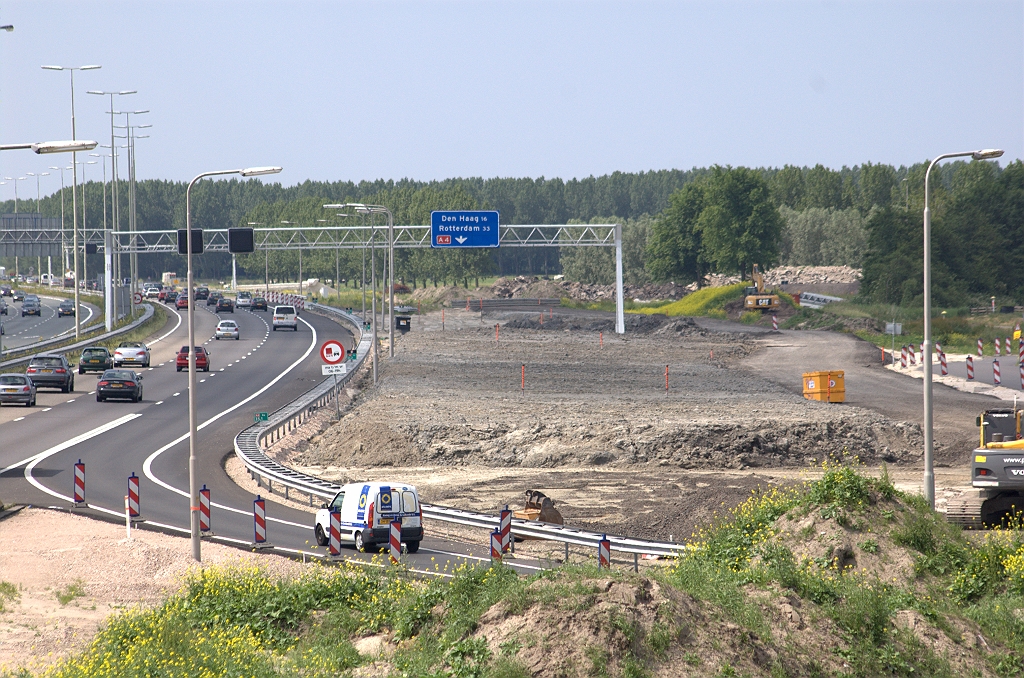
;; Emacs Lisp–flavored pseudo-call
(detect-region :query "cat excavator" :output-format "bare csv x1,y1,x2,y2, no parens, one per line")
743,264,781,312
945,408,1024,528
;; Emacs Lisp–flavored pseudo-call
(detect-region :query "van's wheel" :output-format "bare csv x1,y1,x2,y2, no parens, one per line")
314,524,329,546
406,540,420,554
355,531,366,552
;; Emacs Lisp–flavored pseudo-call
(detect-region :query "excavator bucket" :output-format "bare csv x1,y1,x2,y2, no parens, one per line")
513,490,564,540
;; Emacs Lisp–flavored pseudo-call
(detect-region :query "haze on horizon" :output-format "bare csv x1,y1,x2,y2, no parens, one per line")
0,0,1019,197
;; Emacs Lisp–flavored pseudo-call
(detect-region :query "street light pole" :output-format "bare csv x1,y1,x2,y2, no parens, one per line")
43,64,100,339
4,176,26,213
922,148,1003,509
185,166,281,562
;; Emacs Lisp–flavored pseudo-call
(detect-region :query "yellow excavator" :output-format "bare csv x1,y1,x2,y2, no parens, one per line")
946,409,1024,528
744,264,781,312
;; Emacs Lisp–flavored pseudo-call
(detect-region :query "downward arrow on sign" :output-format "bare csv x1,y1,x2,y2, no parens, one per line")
455,236,468,244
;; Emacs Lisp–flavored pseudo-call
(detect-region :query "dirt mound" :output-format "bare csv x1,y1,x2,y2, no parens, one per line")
764,265,862,285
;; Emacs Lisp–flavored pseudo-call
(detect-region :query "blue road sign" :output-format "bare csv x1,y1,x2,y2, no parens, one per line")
431,210,500,248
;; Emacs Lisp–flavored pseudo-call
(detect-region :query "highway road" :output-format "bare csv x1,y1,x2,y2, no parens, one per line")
0,302,538,575
1,295,99,353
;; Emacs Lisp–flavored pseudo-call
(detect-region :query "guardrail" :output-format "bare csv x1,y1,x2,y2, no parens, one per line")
233,302,686,566
0,303,155,371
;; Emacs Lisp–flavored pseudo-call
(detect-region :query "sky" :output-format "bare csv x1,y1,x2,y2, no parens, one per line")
0,0,1020,200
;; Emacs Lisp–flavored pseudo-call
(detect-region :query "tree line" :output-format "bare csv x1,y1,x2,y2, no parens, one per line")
1,160,1016,306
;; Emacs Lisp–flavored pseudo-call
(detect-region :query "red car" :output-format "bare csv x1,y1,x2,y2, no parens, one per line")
175,293,189,309
176,346,210,372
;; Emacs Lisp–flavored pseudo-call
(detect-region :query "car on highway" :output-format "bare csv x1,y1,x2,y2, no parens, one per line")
25,354,75,392
214,319,239,340
0,374,36,407
0,285,11,297
12,289,25,302
251,297,268,311
175,293,189,309
235,291,252,308
314,482,423,553
0,298,7,315
206,290,223,306
57,299,76,317
158,288,170,302
21,299,41,317
216,297,234,313
194,286,210,300
145,286,160,299
78,346,114,374
176,345,210,372
113,341,151,367
272,305,298,331
96,369,143,402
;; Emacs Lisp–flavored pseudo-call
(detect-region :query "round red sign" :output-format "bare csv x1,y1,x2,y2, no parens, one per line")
320,340,344,364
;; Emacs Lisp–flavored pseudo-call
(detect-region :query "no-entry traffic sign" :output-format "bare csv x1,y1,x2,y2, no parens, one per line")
132,292,143,305
320,340,344,364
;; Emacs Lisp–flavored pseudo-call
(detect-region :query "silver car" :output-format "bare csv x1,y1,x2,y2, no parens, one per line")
0,374,36,407
113,341,151,367
214,319,240,340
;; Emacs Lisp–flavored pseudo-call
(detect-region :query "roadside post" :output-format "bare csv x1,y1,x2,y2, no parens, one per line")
127,472,140,519
389,520,402,564
199,485,211,534
996,338,1002,356
772,314,778,331
490,529,502,564
72,459,85,506
967,355,975,380
329,510,342,557
598,535,611,569
252,495,271,548
994,359,1001,385
499,506,512,553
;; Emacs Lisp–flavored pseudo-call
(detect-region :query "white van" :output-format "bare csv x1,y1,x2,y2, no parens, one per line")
314,482,423,552
272,305,298,331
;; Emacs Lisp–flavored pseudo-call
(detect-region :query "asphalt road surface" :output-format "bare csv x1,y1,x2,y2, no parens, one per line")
1,296,99,352
0,303,539,575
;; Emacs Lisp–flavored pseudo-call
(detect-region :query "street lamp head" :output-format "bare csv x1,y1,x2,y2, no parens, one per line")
80,65,101,71
41,65,63,71
0,25,13,32
32,140,98,154
240,166,282,177
973,149,1004,160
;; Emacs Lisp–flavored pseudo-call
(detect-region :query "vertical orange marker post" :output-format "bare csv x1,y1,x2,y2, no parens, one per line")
665,365,669,391
521,364,525,393
600,332,603,348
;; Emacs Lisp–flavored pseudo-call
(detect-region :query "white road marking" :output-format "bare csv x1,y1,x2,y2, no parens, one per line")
155,400,164,405
200,379,206,383
67,399,75,403
13,416,24,421
172,392,180,396
3,413,142,475
41,407,52,412
88,391,96,394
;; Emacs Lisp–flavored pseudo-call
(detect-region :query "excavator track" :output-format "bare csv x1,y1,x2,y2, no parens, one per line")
945,493,987,528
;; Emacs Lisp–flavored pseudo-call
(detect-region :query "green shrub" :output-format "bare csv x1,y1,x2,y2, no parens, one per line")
740,310,761,324
634,283,745,317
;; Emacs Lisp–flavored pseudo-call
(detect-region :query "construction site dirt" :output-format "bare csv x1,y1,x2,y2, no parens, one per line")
280,306,988,545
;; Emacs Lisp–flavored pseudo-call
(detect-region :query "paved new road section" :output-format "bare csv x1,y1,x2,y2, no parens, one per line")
1,296,99,353
0,303,537,575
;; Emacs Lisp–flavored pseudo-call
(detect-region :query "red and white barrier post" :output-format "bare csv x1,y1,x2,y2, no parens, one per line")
901,346,907,369
909,344,916,365
389,520,402,564
978,338,984,357
490,529,502,564
994,359,1002,385
73,459,85,505
598,535,611,569
996,338,1002,356
127,472,140,518
940,350,948,376
772,314,778,331
199,485,211,533
967,355,975,380
499,506,512,553
1018,340,1023,364
253,495,267,545
329,510,342,557
1019,361,1024,389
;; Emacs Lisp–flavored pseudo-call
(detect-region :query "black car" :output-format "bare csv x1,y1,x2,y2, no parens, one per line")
0,285,11,297
21,300,41,317
26,354,75,392
216,297,234,313
12,289,25,302
0,298,7,315
78,346,113,374
251,297,268,311
206,291,223,306
57,299,76,317
195,286,210,300
96,369,143,402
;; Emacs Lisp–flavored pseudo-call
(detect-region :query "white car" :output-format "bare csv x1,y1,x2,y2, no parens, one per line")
215,319,240,340
272,305,298,331
113,341,151,367
144,286,160,299
235,291,252,308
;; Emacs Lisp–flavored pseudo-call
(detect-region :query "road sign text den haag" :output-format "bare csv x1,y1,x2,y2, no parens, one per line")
431,210,500,248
